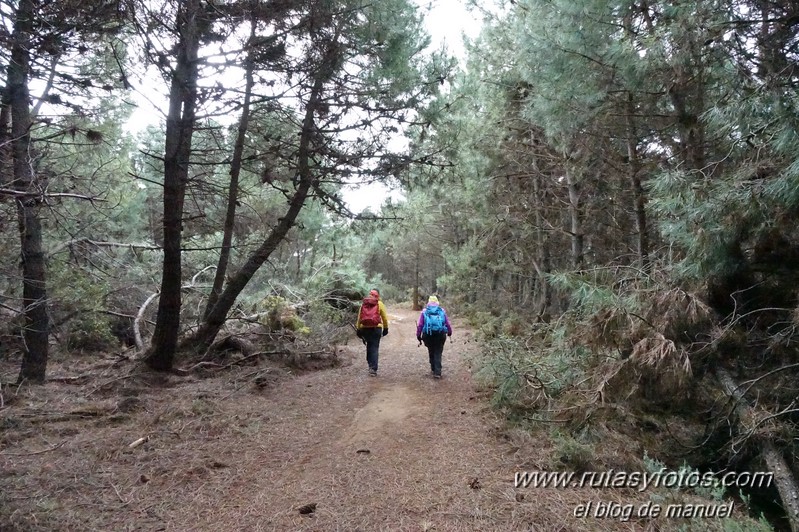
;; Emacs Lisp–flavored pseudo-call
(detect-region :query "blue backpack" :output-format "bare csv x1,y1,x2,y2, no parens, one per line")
423,305,448,335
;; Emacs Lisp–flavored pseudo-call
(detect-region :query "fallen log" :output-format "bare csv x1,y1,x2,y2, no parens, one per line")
716,367,799,532
134,291,160,354
211,334,256,357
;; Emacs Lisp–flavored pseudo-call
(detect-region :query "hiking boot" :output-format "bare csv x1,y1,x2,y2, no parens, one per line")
369,369,377,377
433,374,442,380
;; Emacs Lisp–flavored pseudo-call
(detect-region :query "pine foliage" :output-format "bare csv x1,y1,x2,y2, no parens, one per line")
406,2,799,524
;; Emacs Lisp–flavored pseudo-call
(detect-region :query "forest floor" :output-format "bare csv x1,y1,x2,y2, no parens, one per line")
0,307,758,531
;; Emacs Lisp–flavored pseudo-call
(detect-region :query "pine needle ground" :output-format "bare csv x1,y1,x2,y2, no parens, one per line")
1,308,762,531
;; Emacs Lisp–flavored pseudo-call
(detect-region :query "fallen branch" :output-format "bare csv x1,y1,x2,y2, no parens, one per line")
85,374,136,398
46,374,93,385
180,350,288,373
188,265,216,287
0,440,66,456
221,368,271,400
48,237,162,257
134,291,160,354
128,436,149,449
0,301,20,314
178,361,226,372
716,367,799,532
15,409,110,423
111,482,128,505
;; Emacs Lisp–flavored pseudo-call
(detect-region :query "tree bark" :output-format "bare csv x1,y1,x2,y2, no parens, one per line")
8,0,49,383
669,70,705,171
413,245,420,310
532,169,551,319
625,92,648,266
135,291,160,354
565,166,583,268
146,0,201,371
716,368,799,532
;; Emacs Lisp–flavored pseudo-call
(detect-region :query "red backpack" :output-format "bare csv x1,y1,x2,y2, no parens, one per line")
359,297,381,327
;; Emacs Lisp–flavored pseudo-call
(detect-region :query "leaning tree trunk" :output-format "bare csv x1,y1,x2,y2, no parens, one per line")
203,18,257,321
8,0,49,383
186,72,328,352
146,0,201,371
716,368,799,532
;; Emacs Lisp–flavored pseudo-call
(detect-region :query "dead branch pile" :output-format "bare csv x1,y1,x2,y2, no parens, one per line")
646,288,713,341
716,367,799,532
587,288,707,404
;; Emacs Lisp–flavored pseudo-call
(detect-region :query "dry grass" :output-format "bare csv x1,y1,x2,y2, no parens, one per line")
584,287,712,406
595,334,693,408
647,288,713,341
0,309,757,532
630,335,692,385
589,307,643,352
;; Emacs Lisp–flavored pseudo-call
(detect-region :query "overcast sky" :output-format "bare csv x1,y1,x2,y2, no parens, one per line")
423,0,483,57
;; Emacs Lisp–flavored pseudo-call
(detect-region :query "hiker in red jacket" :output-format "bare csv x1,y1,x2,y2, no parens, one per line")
355,288,389,376
416,295,452,379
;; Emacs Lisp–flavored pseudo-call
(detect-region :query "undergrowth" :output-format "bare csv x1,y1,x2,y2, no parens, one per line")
468,265,794,531
472,267,718,424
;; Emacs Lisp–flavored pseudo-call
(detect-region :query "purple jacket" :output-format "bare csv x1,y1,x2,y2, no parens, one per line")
416,302,453,337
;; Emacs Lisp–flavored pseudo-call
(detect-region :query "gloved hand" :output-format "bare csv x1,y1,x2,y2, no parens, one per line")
382,328,388,337
356,329,363,339
417,336,422,346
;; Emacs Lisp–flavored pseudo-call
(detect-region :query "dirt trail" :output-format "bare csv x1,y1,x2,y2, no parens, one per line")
1,307,636,531
162,307,557,531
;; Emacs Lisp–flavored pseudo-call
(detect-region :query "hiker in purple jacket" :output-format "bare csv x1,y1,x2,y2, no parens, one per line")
416,295,452,379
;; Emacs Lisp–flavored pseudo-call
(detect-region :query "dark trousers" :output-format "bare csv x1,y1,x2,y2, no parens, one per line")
362,327,382,371
423,333,446,376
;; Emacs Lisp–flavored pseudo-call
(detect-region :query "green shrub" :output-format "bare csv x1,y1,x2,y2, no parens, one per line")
65,313,116,352
551,431,595,472
48,260,117,352
259,295,310,335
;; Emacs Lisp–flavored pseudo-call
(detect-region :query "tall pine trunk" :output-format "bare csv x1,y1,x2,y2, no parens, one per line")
413,246,420,310
531,161,551,319
565,166,583,268
8,0,49,383
625,92,648,266
146,0,201,371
